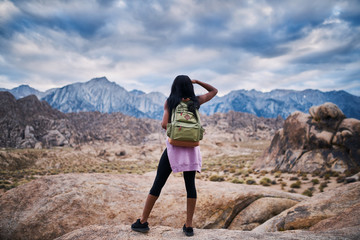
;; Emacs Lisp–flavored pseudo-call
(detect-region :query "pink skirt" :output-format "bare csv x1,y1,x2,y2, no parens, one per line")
166,139,202,173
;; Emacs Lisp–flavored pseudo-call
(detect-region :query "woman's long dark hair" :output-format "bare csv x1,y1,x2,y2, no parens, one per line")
167,75,200,122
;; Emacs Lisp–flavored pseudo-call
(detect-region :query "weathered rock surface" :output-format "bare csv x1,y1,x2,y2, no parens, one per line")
55,224,359,240
228,197,298,230
310,202,360,232
253,102,360,173
0,173,305,240
253,182,360,233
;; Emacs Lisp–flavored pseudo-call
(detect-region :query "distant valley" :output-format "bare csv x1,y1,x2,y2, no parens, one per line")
1,77,360,119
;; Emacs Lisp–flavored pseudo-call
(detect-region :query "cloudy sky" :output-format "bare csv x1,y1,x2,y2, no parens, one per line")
0,0,359,96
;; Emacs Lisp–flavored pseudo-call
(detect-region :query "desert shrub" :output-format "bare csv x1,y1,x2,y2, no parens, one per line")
260,170,268,176
319,182,328,192
234,170,243,176
260,177,272,186
312,170,321,177
311,179,320,185
301,176,309,180
336,176,346,183
324,173,331,180
0,180,11,185
302,188,313,197
246,179,256,185
231,178,244,184
277,178,283,182
274,171,282,178
290,180,301,188
290,176,299,181
209,175,225,182
281,182,287,190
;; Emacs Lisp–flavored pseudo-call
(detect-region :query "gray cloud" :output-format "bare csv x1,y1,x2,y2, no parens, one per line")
0,0,359,96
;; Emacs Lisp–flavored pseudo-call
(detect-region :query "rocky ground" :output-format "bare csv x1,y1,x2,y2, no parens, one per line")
56,225,359,240
0,173,359,240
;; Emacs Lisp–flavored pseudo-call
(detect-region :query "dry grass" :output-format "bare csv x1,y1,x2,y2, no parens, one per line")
0,139,353,197
0,143,161,192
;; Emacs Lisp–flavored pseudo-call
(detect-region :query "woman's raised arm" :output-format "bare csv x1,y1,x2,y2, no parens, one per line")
192,79,218,105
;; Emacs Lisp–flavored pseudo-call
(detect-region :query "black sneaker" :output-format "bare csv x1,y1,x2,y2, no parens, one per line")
131,219,150,233
183,224,194,237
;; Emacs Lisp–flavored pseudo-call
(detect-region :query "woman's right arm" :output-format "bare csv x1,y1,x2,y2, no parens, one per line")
192,79,218,105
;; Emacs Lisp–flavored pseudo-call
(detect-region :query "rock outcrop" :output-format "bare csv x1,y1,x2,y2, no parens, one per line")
253,102,360,173
253,182,360,233
0,173,305,240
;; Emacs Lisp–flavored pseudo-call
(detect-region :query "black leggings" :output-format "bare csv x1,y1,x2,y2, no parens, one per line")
149,149,197,198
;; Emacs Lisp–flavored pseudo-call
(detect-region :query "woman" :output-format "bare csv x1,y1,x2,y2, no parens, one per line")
131,75,218,237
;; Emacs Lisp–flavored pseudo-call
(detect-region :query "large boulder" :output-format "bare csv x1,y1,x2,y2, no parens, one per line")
0,173,305,240
253,182,360,233
42,129,68,147
253,102,360,173
309,102,345,123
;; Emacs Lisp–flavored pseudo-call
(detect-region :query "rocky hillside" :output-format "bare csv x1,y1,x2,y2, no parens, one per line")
202,111,284,141
0,91,161,148
0,173,358,240
0,92,282,148
0,91,74,148
253,102,360,173
67,112,161,145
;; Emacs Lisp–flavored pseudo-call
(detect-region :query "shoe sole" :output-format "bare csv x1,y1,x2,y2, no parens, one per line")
183,230,194,236
131,227,150,233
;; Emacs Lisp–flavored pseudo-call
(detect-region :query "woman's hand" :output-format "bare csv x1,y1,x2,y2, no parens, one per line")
191,79,197,84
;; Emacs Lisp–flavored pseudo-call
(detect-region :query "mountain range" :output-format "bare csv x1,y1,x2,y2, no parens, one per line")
1,77,360,119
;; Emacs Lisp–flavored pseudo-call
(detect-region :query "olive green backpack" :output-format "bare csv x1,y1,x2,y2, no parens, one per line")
166,101,205,147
